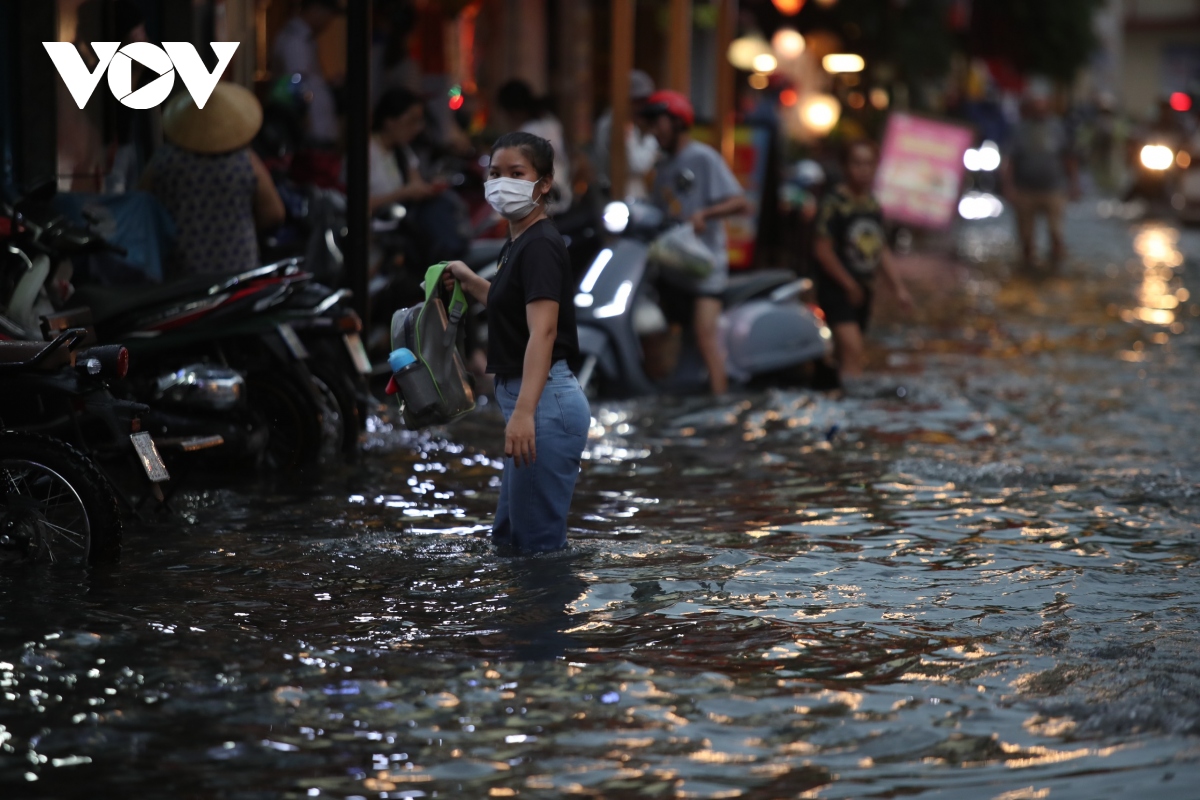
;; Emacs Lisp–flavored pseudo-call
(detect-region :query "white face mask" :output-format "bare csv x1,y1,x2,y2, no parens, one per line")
485,177,541,221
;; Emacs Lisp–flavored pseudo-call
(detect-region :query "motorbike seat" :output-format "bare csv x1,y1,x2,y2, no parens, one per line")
720,269,802,308
70,273,227,323
67,259,308,323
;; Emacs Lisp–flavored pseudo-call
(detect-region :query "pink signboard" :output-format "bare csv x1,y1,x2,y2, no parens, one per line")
875,113,973,230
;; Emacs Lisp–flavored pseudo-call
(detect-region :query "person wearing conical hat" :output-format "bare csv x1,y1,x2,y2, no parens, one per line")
139,83,285,277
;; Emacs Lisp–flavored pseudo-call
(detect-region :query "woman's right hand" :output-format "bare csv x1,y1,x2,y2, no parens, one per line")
442,260,471,292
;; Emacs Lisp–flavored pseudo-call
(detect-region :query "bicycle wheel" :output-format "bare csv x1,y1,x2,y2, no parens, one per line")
0,433,122,565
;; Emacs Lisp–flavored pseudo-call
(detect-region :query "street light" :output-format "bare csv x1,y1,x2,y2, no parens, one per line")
799,93,840,134
822,53,865,73
727,34,773,72
753,53,778,73
772,28,805,60
772,0,805,13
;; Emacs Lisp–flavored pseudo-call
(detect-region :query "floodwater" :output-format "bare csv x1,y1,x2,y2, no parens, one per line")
3,206,1200,799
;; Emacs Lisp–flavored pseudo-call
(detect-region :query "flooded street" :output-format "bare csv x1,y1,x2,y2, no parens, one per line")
3,205,1200,799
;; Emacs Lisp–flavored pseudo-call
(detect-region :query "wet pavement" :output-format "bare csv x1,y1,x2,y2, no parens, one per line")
3,202,1200,798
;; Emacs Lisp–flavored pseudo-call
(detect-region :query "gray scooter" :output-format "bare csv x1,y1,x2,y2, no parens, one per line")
572,200,831,397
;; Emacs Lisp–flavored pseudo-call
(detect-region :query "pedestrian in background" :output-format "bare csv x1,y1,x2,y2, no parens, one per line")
592,70,659,200
642,91,750,396
272,0,342,147
141,84,285,277
441,133,589,554
496,80,573,215
1002,84,1081,273
813,140,912,386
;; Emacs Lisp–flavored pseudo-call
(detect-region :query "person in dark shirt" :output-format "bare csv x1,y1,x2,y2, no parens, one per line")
444,132,589,554
813,140,912,383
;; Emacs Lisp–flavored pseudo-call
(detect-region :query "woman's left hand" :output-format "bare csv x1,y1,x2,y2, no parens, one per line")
506,411,537,468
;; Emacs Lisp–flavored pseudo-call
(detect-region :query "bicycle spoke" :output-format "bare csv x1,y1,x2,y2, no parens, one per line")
38,520,88,549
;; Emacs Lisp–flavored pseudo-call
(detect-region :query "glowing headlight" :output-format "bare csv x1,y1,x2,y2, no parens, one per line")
603,201,630,234
958,191,1004,220
1141,144,1175,171
978,141,1000,171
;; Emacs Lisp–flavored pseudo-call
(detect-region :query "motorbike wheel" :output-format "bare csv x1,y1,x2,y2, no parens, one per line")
305,343,364,460
309,372,351,464
0,432,122,565
246,370,327,472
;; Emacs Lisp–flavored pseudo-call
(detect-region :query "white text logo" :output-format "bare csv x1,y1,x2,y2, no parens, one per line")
42,41,240,110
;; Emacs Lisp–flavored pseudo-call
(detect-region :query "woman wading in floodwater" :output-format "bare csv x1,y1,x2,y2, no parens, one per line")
443,133,590,553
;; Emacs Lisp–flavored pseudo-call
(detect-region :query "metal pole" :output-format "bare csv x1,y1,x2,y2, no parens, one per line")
715,0,736,167
610,0,634,200
345,0,372,326
667,0,692,96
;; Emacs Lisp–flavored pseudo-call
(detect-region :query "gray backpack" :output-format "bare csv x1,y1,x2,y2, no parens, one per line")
389,262,476,430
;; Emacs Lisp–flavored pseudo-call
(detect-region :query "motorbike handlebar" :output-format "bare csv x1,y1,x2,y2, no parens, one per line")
0,328,88,374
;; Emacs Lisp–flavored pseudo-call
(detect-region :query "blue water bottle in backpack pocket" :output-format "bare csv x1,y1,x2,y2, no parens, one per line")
388,347,441,416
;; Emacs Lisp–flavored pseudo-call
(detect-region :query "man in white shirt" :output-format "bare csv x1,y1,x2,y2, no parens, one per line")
272,0,341,146
593,70,659,199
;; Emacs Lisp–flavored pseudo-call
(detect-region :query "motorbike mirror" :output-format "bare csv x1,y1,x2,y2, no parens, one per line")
675,168,696,194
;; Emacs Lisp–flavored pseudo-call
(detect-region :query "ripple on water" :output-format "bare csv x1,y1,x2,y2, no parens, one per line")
4,211,1200,796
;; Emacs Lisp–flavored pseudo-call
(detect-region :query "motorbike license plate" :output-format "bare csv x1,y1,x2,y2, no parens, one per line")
343,333,372,374
130,432,171,483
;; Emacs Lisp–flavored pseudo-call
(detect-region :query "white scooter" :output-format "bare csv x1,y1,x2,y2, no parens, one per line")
573,200,831,397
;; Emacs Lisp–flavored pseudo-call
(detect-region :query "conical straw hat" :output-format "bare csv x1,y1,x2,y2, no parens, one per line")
163,82,263,155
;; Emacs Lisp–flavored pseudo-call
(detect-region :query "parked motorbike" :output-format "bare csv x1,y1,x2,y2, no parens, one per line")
573,200,831,397
2,186,362,470
0,330,172,565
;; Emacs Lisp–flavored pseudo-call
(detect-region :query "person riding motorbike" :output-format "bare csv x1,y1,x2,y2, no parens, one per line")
640,90,749,396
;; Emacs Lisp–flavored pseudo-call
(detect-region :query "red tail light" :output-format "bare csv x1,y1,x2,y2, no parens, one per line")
115,346,129,379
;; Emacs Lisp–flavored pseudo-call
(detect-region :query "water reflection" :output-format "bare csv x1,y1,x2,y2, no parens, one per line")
1129,224,1184,326
1,211,1200,796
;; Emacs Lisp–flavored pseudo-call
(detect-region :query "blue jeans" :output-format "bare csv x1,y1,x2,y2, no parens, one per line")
493,361,590,553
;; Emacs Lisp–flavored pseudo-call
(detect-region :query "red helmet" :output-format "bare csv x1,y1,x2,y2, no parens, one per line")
643,90,695,127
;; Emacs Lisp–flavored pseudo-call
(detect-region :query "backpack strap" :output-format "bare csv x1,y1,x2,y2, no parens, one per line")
423,262,469,347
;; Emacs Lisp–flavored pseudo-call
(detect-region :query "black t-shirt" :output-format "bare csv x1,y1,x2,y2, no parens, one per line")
486,219,579,376
814,185,886,286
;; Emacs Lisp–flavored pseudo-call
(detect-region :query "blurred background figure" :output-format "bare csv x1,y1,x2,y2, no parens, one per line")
778,159,827,278
272,0,342,147
369,88,442,216
592,69,659,200
1088,91,1128,196
496,79,572,215
813,140,912,386
1002,82,1081,273
140,84,284,277
369,86,466,266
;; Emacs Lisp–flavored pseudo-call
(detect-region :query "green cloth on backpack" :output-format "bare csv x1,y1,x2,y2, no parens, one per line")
389,262,476,430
